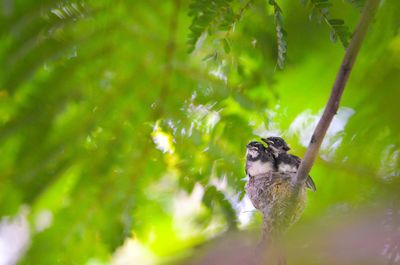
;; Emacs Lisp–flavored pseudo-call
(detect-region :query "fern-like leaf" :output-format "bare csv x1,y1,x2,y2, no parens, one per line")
187,0,255,54
308,0,351,48
328,19,351,47
269,0,287,69
187,0,234,53
346,0,366,11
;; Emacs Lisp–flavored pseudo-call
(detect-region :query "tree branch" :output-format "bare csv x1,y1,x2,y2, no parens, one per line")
294,0,381,187
258,1,380,263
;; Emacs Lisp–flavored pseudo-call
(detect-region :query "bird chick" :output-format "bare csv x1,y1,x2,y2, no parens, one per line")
245,141,276,211
245,141,275,178
262,136,316,192
245,141,306,238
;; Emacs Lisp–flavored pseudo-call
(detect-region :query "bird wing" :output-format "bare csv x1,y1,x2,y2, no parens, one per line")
290,154,317,192
305,175,317,192
290,154,302,167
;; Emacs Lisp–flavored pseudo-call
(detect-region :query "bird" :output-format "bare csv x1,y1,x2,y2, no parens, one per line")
262,136,316,192
245,141,275,178
245,141,307,240
245,141,276,211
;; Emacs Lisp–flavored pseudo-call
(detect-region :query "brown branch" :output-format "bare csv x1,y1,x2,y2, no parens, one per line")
256,1,380,264
268,3,381,263
294,0,381,187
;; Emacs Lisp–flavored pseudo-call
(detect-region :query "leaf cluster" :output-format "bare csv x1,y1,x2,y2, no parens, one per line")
0,0,399,264
304,0,352,47
187,0,236,53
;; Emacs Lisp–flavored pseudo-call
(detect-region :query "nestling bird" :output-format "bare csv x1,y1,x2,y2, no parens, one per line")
245,140,309,239
245,141,275,178
245,141,276,211
262,136,316,192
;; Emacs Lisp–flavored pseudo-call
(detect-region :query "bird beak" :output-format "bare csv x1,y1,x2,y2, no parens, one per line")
246,143,258,151
261,138,273,146
283,146,290,151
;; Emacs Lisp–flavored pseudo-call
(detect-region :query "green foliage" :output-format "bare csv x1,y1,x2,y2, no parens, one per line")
269,0,287,69
187,0,255,66
187,0,235,53
346,0,366,11
188,0,355,70
203,185,238,229
0,0,399,264
307,0,351,47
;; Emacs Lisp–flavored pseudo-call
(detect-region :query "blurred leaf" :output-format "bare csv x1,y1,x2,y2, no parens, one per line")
0,0,398,264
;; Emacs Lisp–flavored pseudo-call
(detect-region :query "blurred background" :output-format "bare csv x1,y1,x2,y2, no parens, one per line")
0,0,399,264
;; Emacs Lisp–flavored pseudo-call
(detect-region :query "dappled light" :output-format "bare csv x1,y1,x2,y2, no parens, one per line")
0,0,399,264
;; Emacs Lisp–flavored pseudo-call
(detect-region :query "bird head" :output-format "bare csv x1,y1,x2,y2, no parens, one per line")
246,141,266,159
262,136,290,154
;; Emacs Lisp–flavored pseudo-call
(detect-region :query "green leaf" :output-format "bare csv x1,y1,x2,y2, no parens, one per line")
187,0,235,53
202,52,216,62
222,38,231,53
346,0,366,11
307,0,351,47
329,19,345,25
270,0,287,69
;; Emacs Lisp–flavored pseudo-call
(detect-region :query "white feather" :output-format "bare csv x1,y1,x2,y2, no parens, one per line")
247,160,273,176
246,149,258,159
278,163,297,173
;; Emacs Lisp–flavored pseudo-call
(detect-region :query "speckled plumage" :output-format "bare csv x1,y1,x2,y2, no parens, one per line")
263,137,317,192
246,172,307,237
245,141,308,238
276,153,316,192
